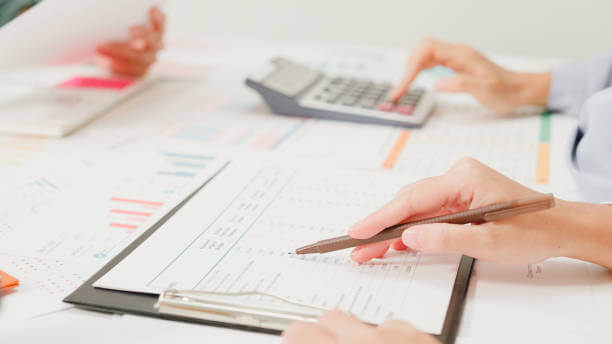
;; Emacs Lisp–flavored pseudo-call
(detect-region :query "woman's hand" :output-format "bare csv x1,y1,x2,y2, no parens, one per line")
282,310,440,344
390,38,551,112
348,158,602,266
96,7,165,77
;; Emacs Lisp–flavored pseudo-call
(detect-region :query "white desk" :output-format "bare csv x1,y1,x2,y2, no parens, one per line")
1,37,610,343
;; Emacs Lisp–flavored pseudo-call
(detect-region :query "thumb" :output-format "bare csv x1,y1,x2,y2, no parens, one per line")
435,74,479,93
401,223,492,258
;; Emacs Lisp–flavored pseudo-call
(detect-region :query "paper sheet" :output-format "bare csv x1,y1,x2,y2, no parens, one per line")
0,255,99,322
151,109,579,200
459,258,612,343
0,0,161,68
95,161,462,334
0,139,227,263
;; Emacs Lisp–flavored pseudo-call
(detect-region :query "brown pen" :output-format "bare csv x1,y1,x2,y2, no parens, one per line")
295,193,555,255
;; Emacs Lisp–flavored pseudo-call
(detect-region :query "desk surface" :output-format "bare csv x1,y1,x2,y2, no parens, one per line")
1,37,610,343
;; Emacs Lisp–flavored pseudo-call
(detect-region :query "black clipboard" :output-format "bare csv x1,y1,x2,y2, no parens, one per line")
65,167,474,344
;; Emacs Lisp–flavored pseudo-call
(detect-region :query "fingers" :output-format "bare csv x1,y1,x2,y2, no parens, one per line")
435,74,480,93
128,7,164,51
389,38,442,101
379,319,419,332
150,6,166,33
107,60,150,77
402,223,495,258
97,42,156,65
130,25,163,51
389,38,476,102
348,175,469,240
317,310,370,340
391,239,408,251
350,240,392,264
97,43,156,77
282,321,334,344
96,7,164,77
379,319,441,344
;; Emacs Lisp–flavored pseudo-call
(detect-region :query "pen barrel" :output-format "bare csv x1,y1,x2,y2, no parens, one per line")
307,194,554,254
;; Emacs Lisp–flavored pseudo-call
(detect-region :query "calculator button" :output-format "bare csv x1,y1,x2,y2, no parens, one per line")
377,102,395,112
341,96,359,106
399,99,418,106
326,95,341,104
396,105,414,115
358,99,377,109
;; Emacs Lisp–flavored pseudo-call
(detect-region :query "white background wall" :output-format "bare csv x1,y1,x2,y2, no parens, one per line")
164,0,612,60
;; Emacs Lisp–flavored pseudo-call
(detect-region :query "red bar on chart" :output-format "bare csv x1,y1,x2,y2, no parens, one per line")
110,209,153,217
109,223,139,230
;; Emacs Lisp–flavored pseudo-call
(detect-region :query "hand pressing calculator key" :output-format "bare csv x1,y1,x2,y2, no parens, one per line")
245,57,435,127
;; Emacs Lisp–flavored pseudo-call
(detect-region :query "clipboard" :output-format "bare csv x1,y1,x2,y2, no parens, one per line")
64,169,475,344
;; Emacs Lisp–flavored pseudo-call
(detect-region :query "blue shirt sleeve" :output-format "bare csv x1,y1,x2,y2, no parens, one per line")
548,55,612,202
547,54,612,116
566,88,612,203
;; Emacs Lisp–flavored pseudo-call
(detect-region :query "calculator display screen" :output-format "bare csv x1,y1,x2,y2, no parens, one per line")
263,64,319,97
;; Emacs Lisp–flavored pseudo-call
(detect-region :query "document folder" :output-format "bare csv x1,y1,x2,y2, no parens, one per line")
65,170,474,344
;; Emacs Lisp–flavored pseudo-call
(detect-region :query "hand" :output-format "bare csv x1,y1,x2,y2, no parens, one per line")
96,7,165,77
348,158,579,265
389,38,550,112
282,310,440,344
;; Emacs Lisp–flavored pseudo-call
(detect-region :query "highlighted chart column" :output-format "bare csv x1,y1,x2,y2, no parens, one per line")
381,130,411,169
536,112,551,184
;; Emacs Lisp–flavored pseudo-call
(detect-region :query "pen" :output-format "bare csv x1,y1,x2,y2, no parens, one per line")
295,193,555,255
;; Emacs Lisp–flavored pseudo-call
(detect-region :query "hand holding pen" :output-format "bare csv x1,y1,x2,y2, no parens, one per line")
340,158,612,268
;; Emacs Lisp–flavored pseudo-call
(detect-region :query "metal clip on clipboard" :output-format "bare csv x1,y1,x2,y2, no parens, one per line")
156,289,328,331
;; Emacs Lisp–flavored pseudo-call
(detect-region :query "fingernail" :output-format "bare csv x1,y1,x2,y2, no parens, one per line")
402,229,423,250
350,250,362,263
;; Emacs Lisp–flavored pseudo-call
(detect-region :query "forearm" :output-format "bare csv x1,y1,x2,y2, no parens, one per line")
557,200,612,269
513,72,551,106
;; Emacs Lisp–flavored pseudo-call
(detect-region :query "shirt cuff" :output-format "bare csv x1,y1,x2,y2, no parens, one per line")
547,63,588,116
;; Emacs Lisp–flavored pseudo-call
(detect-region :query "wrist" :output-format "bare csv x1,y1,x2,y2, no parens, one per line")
552,200,612,268
512,72,551,106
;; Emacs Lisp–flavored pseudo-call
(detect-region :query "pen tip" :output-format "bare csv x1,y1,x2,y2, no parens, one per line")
295,244,319,255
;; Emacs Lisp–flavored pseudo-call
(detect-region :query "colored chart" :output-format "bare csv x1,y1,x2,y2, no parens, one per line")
379,113,551,186
159,115,307,151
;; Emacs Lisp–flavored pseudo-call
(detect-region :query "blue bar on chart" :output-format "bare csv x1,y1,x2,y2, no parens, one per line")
157,151,213,178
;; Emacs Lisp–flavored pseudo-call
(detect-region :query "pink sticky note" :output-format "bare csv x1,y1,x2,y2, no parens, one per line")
58,76,134,90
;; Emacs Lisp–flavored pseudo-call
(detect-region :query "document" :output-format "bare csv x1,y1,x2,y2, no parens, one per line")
0,139,228,263
0,254,99,321
459,258,612,342
96,161,462,334
0,0,161,68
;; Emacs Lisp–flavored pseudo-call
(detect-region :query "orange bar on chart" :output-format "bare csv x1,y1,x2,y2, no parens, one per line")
381,130,411,169
0,270,19,290
536,143,550,184
536,113,551,184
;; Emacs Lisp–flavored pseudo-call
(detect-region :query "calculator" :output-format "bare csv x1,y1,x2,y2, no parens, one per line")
245,57,435,127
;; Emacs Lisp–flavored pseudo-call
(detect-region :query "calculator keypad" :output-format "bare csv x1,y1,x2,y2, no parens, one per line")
312,77,425,115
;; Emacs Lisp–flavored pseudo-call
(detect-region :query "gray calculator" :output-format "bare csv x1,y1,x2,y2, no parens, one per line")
245,57,435,127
